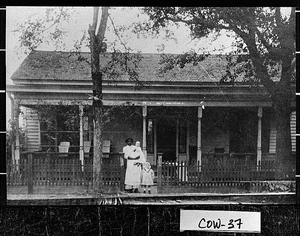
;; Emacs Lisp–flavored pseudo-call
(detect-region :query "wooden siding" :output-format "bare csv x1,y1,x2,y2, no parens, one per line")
24,107,40,151
269,119,277,153
291,111,296,152
269,111,296,153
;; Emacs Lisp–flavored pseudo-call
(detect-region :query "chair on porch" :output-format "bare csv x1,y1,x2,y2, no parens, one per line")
58,142,70,157
84,141,91,153
102,140,111,158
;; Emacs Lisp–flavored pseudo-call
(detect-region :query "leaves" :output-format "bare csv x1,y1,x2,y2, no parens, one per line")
158,50,208,73
15,7,73,53
6,119,28,150
144,7,295,87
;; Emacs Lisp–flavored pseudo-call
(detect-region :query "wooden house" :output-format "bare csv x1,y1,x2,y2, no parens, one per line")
7,50,296,170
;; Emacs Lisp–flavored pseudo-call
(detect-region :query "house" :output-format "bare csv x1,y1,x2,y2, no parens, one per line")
7,50,296,172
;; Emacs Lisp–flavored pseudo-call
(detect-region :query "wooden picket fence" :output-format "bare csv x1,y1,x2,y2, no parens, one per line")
157,159,280,189
7,153,294,194
7,154,125,192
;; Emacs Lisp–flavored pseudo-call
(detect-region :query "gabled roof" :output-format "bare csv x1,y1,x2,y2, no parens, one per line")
10,50,244,83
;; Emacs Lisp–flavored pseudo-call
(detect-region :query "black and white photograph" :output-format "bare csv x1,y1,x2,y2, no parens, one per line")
2,6,299,235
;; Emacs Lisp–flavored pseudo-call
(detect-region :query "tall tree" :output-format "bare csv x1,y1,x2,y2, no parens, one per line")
88,7,109,193
143,7,296,179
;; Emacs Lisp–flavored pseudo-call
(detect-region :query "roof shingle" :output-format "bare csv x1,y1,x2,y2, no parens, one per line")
10,50,281,83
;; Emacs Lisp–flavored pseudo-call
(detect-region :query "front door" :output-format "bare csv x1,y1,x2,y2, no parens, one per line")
156,118,176,161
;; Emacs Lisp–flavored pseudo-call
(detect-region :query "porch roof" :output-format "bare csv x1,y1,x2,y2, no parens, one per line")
7,50,292,107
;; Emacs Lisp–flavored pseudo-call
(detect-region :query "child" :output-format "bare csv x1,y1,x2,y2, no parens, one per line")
135,141,145,164
141,162,154,194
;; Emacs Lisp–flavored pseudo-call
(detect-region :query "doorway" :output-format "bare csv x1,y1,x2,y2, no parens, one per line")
156,118,176,161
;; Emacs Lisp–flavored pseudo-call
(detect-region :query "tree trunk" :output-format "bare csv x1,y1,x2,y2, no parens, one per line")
272,53,295,180
90,29,103,193
88,6,109,194
93,101,103,192
272,90,294,180
92,72,104,193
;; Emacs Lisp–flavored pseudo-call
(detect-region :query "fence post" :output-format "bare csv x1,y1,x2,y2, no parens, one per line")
120,153,125,191
157,153,163,193
28,153,33,194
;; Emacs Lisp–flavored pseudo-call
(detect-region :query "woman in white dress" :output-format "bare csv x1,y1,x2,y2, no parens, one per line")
123,138,145,193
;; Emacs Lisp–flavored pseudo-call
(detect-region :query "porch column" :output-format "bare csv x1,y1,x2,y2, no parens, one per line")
142,106,147,160
176,119,179,160
154,119,157,165
8,93,15,162
257,107,263,166
14,102,20,168
186,120,190,162
197,107,202,166
79,105,84,167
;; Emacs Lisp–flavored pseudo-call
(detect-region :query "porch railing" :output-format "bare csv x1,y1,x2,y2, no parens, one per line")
7,152,295,194
160,160,276,183
7,152,125,194
156,158,295,192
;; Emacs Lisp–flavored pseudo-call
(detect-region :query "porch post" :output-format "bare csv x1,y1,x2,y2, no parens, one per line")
176,119,179,160
142,106,147,160
79,105,84,168
15,101,20,160
257,107,263,167
154,119,157,166
14,102,20,171
8,93,15,162
186,120,190,162
197,107,202,167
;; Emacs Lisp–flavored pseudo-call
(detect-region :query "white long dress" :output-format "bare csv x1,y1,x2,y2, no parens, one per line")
123,145,145,189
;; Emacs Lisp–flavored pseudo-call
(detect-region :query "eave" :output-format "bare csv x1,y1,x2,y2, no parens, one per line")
7,79,280,107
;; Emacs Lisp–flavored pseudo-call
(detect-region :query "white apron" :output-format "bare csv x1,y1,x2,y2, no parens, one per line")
123,145,145,188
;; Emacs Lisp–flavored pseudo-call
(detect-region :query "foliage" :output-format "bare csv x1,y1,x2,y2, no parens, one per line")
14,7,73,53
6,118,28,151
158,50,208,73
143,7,295,90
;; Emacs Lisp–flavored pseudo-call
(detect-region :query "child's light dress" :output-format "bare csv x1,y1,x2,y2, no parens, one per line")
141,167,154,186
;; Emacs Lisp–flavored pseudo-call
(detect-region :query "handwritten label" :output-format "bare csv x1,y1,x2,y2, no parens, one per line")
180,210,261,233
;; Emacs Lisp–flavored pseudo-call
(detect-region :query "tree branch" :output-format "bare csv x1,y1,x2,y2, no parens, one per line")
241,30,276,94
96,7,109,42
41,7,65,33
108,15,130,51
254,28,282,57
90,7,99,32
275,7,283,29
